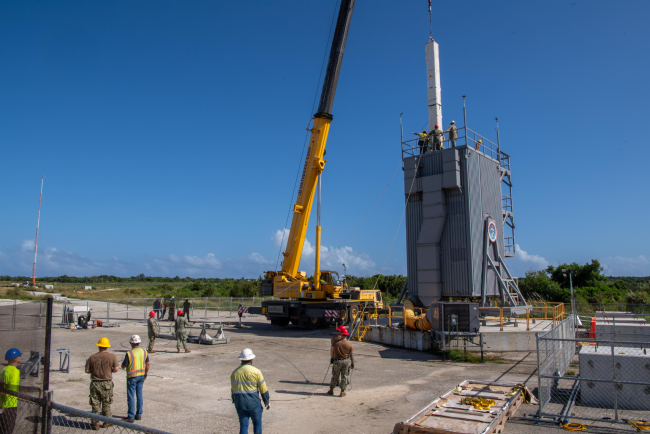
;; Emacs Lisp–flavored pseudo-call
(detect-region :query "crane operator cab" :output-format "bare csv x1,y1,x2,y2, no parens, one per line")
317,270,342,296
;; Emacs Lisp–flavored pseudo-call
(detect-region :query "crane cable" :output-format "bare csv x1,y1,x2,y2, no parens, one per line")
274,0,342,272
370,147,423,291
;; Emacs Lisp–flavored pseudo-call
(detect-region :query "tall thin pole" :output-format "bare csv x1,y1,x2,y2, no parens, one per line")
462,96,468,147
32,177,44,285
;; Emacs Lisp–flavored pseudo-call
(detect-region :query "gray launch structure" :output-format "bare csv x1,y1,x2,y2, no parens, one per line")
402,39,527,309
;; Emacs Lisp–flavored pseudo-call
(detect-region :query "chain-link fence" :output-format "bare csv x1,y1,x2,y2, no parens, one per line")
0,387,172,434
57,297,267,326
0,300,48,389
535,312,650,430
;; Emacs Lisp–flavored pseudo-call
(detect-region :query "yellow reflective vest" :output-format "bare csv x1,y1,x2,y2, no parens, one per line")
230,363,269,411
1,365,20,408
126,348,148,378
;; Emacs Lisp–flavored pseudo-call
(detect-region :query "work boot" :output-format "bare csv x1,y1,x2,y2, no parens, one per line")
91,422,100,430
327,388,334,396
135,416,141,421
102,423,112,428
121,418,135,423
177,350,180,353
149,350,156,353
340,390,346,397
185,349,191,353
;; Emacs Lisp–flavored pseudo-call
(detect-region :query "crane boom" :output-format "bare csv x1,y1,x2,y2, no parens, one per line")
266,0,356,299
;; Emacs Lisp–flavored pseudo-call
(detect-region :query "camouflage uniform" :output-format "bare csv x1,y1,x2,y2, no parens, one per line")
330,358,351,391
444,124,458,147
89,380,113,419
147,317,160,351
431,128,445,151
175,316,190,351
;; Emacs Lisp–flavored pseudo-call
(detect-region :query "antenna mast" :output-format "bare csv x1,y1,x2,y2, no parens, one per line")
32,177,44,285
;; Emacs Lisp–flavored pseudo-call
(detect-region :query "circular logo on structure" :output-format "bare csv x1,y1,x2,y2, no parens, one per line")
488,219,498,243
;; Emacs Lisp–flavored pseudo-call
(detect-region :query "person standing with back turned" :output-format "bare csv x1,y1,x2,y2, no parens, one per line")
0,348,22,434
85,338,119,430
146,311,160,354
231,348,270,434
175,310,191,353
444,121,458,147
121,335,149,423
328,325,355,397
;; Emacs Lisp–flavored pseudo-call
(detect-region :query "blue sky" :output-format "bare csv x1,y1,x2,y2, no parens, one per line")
1,0,648,279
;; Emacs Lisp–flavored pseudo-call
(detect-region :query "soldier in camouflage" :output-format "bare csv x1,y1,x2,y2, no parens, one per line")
85,337,119,430
147,311,160,353
175,310,191,353
328,326,355,397
444,121,458,147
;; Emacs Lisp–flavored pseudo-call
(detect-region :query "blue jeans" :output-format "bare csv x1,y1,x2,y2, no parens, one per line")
126,376,145,419
236,404,263,434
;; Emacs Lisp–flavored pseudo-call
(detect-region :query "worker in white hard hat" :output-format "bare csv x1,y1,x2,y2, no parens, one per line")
231,349,270,434
120,335,150,423
444,120,458,148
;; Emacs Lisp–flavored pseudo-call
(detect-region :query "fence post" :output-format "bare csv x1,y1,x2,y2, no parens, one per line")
230,298,232,317
611,344,618,421
107,300,111,324
144,298,147,320
127,300,129,320
12,299,16,330
41,298,53,434
205,297,207,319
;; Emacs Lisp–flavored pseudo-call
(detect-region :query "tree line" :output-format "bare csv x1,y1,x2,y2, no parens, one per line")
519,259,650,304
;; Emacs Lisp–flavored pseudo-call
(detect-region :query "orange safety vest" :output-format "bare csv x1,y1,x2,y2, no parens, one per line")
126,348,148,378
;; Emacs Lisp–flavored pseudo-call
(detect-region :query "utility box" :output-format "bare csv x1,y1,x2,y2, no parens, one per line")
595,323,650,343
579,346,650,410
44,285,54,290
81,286,92,290
427,302,480,333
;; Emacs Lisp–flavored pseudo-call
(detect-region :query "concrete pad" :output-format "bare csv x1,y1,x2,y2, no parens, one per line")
40,304,555,434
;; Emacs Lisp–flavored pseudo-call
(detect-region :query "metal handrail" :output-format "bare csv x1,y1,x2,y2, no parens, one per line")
401,126,509,165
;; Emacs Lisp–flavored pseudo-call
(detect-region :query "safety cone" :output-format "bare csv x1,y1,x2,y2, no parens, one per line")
589,317,596,339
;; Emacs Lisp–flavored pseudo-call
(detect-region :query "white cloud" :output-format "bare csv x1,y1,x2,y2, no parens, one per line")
272,228,378,276
21,239,34,252
0,240,269,279
600,255,650,277
505,244,549,277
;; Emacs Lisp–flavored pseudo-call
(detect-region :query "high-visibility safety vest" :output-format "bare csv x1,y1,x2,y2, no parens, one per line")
230,364,268,397
1,365,20,408
126,348,148,378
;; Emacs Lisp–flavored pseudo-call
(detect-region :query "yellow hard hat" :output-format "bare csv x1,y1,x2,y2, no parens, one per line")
96,337,111,348
477,140,482,143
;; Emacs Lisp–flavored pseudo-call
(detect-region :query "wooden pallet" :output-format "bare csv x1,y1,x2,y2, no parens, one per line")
393,380,525,434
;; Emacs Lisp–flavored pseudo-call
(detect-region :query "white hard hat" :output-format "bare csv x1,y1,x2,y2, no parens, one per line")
450,120,455,124
238,348,256,361
130,335,142,344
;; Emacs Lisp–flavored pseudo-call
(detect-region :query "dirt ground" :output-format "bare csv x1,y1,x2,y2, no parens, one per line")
45,315,605,434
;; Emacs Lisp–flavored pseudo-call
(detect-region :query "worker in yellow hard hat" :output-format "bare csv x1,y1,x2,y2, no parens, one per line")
412,130,430,155
475,139,482,151
85,338,119,430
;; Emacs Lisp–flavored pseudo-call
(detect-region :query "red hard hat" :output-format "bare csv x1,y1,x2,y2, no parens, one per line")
149,311,155,317
434,125,439,128
336,325,350,336
177,310,184,316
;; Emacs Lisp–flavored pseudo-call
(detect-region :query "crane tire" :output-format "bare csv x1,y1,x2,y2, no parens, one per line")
306,316,321,329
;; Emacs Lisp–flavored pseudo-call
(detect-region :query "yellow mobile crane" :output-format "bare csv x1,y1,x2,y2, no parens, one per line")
254,0,383,328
